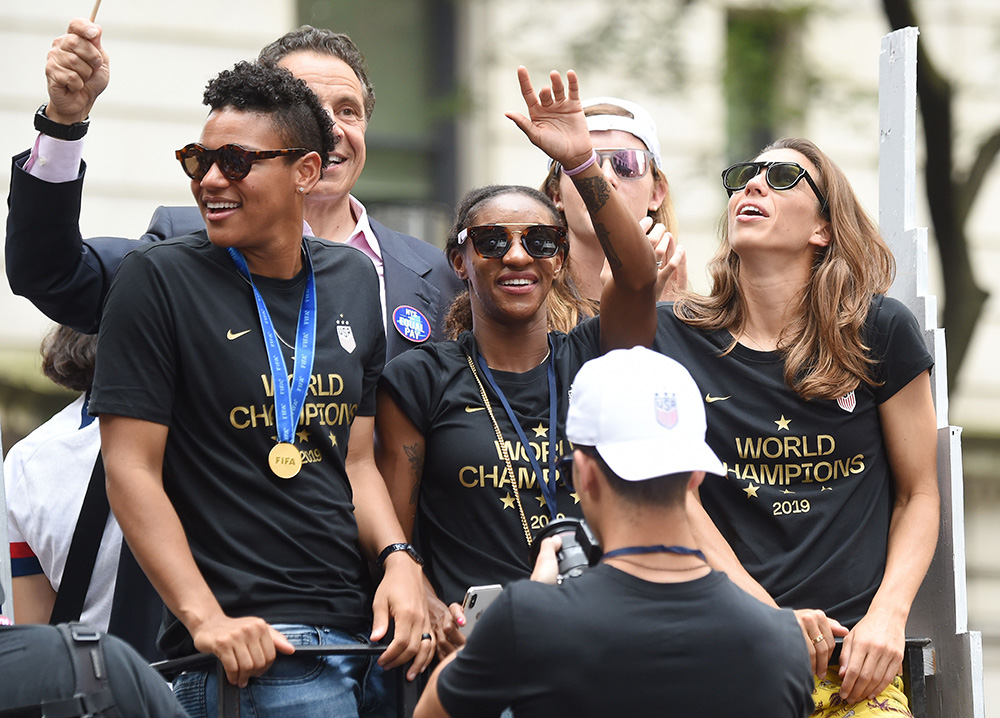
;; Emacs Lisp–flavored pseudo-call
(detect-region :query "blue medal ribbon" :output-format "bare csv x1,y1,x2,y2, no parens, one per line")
228,243,317,448
475,338,559,520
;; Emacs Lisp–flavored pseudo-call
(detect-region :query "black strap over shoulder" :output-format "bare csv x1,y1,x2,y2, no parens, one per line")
50,456,108,625
0,624,120,718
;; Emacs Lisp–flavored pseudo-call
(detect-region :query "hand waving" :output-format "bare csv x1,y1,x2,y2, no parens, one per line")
506,66,592,171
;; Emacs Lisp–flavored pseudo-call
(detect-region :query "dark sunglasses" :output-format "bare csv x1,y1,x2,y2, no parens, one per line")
560,148,655,180
555,447,600,491
457,224,568,259
556,453,576,491
175,143,309,182
721,161,829,214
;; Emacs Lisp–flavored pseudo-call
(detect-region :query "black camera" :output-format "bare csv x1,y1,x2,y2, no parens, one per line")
530,517,602,582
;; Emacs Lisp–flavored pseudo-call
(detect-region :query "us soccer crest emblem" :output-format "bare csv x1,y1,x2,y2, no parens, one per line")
655,393,678,429
337,317,356,353
837,390,856,413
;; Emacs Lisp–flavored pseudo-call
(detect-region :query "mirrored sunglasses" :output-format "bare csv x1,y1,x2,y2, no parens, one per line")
721,161,829,214
558,148,654,180
595,148,655,179
175,143,309,182
457,224,568,259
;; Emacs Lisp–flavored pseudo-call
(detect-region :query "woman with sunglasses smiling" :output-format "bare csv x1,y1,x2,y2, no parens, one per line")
375,68,660,657
653,138,938,716
91,62,431,717
539,96,686,320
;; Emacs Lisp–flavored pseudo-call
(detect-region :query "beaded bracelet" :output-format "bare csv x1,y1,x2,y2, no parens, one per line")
563,149,598,176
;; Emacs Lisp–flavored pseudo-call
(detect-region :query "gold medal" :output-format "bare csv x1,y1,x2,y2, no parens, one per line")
268,442,301,479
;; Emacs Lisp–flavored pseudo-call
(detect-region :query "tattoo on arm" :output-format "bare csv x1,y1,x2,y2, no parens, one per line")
403,442,424,506
592,222,622,269
575,176,621,268
575,176,610,212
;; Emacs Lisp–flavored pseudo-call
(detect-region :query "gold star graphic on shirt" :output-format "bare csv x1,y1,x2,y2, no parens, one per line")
821,486,833,491
532,423,548,438
774,415,791,431
743,484,759,498
571,492,580,504
500,493,516,510
297,430,310,443
535,494,547,506
328,431,338,447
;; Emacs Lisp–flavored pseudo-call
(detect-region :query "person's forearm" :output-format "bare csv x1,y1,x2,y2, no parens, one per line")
414,650,458,718
105,464,223,633
570,165,656,295
573,164,656,350
373,393,424,542
349,454,409,561
866,491,939,623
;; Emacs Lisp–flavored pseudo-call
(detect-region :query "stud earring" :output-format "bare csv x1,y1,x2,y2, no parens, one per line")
297,186,305,194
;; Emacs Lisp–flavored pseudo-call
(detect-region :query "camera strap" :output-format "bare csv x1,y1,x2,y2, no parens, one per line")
474,338,559,520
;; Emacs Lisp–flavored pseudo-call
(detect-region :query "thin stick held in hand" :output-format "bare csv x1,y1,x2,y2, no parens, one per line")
90,0,102,22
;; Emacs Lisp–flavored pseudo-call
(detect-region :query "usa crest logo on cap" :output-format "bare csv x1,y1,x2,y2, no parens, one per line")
655,393,678,429
393,305,431,343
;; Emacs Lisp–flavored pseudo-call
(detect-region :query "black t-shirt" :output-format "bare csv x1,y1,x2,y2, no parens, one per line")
379,322,602,605
437,566,814,718
91,232,385,657
653,296,933,627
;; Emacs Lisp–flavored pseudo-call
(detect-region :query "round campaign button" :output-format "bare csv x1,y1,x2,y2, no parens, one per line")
392,305,431,343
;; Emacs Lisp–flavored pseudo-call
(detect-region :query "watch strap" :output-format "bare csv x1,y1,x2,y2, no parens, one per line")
377,542,424,568
35,103,89,141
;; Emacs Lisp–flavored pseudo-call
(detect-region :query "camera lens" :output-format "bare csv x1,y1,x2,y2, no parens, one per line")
530,517,601,581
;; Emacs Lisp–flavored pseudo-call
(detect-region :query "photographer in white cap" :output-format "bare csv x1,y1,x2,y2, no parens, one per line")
414,347,813,718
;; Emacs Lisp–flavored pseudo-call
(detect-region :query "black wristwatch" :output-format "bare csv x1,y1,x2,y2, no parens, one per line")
377,542,424,568
34,103,89,141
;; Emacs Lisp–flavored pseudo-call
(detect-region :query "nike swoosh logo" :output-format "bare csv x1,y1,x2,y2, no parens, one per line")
465,406,485,413
705,394,731,403
227,329,252,341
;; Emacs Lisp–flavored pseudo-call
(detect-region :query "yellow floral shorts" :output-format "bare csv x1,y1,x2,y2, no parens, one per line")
811,668,911,717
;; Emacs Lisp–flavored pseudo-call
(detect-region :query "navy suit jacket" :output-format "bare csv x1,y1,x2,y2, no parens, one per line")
6,151,463,361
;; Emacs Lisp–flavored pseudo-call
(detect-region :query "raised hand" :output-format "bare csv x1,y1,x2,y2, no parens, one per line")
650,225,688,302
506,66,592,171
45,18,110,125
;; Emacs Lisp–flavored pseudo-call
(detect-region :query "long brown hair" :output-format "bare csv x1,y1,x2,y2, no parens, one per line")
675,138,895,400
443,185,594,338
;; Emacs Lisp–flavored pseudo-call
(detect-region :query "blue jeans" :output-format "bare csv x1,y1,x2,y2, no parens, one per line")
172,625,395,718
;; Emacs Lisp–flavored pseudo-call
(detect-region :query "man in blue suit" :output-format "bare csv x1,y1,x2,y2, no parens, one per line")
6,22,463,362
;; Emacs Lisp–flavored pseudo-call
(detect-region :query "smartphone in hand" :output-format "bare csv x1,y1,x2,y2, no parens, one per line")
459,584,503,637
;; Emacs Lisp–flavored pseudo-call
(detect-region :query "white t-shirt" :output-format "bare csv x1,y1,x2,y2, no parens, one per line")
4,394,121,630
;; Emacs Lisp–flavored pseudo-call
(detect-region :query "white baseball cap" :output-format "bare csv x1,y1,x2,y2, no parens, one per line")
566,347,724,481
582,96,662,168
